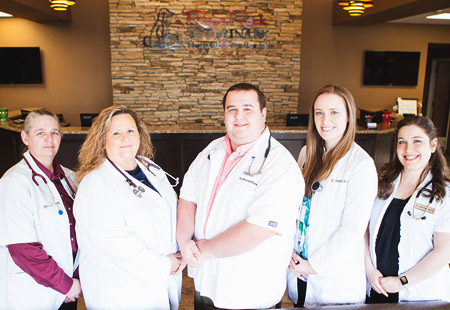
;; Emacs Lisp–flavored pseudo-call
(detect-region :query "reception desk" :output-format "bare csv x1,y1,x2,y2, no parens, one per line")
0,122,395,185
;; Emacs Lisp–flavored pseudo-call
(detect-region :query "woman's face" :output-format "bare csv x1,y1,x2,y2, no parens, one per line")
21,115,61,162
105,113,140,170
313,93,348,151
397,124,437,173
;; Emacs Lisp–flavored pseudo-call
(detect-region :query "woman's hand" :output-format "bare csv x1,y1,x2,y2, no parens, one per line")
380,276,403,293
366,265,388,297
171,251,186,275
64,278,81,303
288,252,315,281
179,239,206,267
167,252,184,275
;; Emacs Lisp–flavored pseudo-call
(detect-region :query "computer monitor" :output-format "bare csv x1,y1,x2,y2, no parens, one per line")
80,113,99,127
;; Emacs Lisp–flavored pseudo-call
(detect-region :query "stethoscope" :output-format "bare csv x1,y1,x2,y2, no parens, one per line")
107,157,179,198
23,156,76,215
244,132,272,176
311,181,323,193
407,180,434,220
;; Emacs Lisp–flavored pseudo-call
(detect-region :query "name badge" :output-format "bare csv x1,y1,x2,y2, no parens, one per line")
414,203,435,214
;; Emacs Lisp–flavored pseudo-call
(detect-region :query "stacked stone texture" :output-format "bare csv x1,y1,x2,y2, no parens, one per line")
109,0,302,127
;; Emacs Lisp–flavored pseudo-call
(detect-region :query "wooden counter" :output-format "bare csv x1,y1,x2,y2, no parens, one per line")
0,121,395,185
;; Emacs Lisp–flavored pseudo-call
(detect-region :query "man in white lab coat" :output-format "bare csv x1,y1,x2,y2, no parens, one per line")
177,83,304,310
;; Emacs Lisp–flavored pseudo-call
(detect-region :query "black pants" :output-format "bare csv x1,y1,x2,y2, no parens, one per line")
59,300,77,310
294,278,307,308
194,290,281,310
366,288,398,304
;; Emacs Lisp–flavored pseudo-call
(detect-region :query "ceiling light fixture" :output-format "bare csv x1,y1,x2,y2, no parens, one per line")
0,11,13,17
426,13,450,20
338,0,374,17
49,0,75,12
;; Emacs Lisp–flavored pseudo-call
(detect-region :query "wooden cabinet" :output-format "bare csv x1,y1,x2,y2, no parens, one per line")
0,129,394,189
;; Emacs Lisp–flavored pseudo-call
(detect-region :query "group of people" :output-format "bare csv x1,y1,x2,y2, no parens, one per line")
0,82,449,310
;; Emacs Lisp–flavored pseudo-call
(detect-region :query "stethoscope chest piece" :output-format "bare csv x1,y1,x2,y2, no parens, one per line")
133,185,145,198
311,181,323,192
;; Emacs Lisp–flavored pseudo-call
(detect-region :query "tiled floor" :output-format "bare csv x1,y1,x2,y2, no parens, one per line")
77,269,294,310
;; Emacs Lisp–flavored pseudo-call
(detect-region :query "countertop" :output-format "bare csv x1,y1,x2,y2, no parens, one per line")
0,121,395,135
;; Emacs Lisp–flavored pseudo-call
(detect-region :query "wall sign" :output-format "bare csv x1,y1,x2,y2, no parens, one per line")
143,8,269,51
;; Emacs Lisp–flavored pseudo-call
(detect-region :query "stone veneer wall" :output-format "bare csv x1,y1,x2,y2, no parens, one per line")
109,0,302,126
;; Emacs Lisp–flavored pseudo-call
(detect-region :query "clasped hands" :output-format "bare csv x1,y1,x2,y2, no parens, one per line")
179,239,212,267
366,266,404,297
289,252,316,282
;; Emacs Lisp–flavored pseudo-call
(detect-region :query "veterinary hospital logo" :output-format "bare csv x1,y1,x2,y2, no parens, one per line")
143,8,269,51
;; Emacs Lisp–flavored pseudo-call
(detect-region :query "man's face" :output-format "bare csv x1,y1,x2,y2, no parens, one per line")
223,90,267,151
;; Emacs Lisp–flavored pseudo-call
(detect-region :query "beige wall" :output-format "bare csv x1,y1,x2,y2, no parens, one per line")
298,0,450,114
0,1,112,126
1,0,449,125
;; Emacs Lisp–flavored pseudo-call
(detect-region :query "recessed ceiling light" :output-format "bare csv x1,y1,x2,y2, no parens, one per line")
0,11,13,17
426,13,450,20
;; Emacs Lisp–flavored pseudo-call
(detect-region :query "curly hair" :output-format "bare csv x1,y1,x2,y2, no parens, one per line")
303,84,356,198
378,116,449,201
76,105,154,182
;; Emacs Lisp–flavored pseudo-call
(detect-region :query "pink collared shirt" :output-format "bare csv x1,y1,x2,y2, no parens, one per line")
203,135,258,235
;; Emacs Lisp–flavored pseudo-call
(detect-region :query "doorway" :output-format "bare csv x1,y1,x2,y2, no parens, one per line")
422,43,450,155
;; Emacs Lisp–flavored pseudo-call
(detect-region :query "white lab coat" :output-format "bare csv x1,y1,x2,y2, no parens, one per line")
180,128,304,309
0,151,76,310
287,143,378,307
368,172,450,302
74,157,181,310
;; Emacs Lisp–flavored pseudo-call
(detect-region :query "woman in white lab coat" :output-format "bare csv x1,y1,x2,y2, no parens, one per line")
366,116,450,303
0,110,81,310
74,105,182,310
287,84,378,307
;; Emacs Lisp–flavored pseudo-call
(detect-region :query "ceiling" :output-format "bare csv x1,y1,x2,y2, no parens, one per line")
0,0,70,23
333,0,450,26
389,7,450,25
1,0,449,26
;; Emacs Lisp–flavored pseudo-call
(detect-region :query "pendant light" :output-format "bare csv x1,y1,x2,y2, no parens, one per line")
49,0,75,12
338,0,374,17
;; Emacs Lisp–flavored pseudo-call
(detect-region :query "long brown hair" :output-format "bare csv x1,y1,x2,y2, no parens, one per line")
378,116,449,201
76,105,154,182
303,85,356,198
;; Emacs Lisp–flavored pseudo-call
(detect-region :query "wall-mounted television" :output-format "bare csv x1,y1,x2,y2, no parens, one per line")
0,47,43,84
363,51,420,86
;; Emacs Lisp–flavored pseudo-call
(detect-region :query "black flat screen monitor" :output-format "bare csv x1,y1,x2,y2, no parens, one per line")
0,47,43,84
363,51,420,86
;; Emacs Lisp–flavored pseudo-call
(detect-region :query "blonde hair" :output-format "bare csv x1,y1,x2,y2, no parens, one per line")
303,84,356,198
22,109,62,154
76,105,154,182
24,109,61,135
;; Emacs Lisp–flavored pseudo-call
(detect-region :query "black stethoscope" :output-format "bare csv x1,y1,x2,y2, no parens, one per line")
407,180,434,220
23,156,76,215
107,157,179,198
311,181,323,193
244,132,272,176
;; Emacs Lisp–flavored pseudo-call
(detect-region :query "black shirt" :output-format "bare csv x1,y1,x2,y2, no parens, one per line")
366,196,410,304
126,165,159,194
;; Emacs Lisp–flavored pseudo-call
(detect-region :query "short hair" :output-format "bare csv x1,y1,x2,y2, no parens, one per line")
222,83,266,110
23,109,61,135
76,105,154,182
